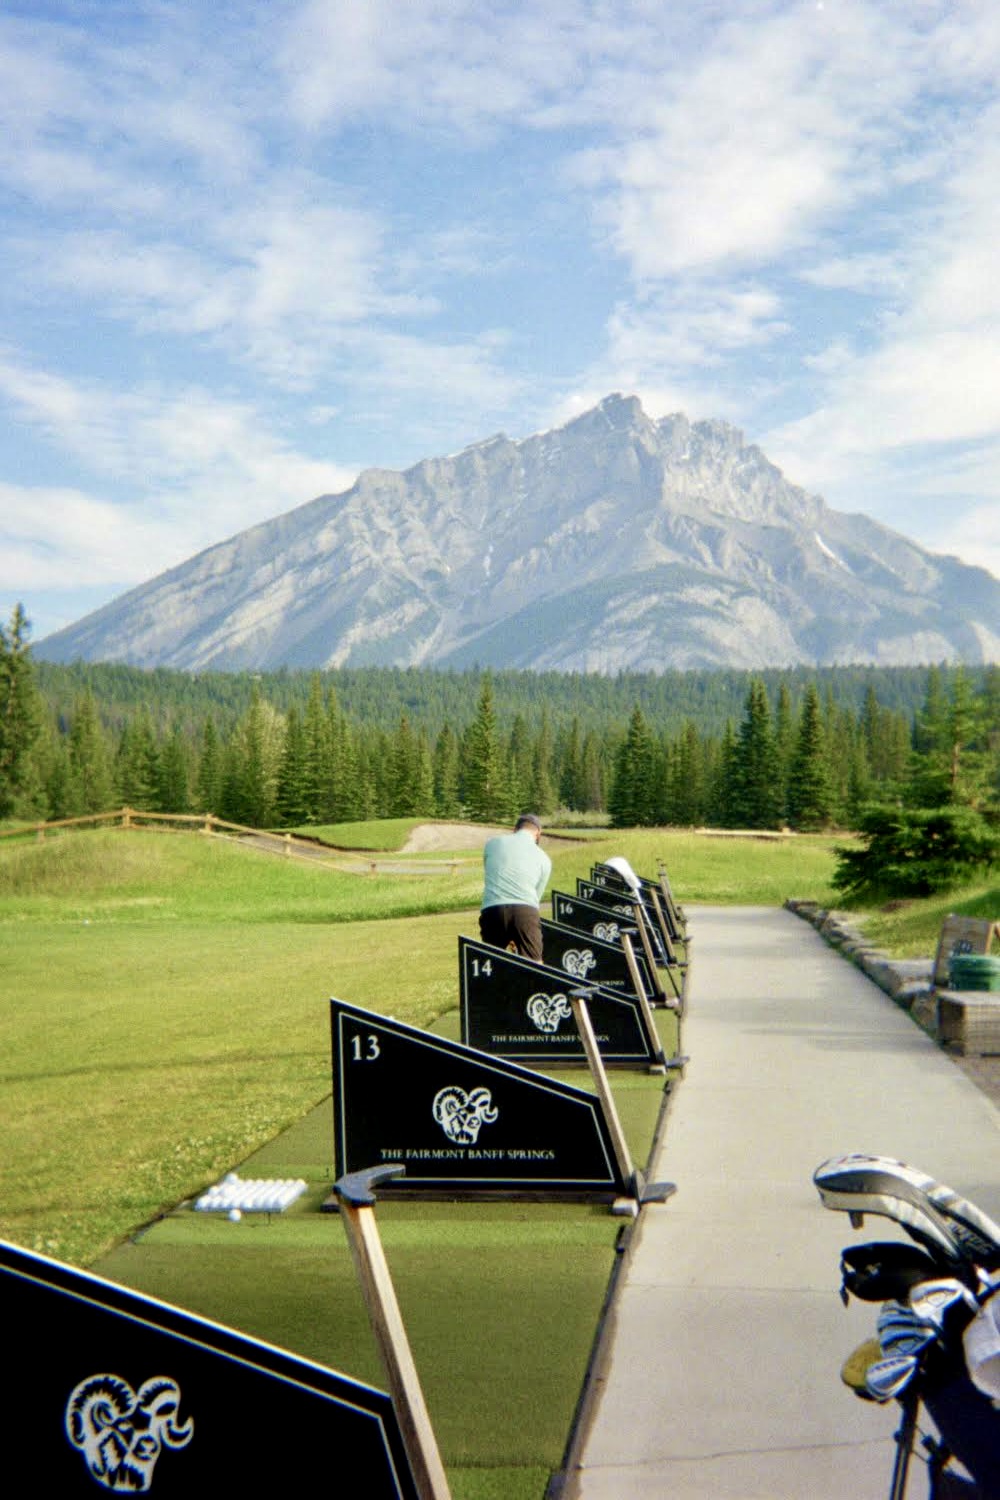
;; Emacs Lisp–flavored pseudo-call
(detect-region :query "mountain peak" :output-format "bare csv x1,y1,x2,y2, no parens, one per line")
37,397,1000,672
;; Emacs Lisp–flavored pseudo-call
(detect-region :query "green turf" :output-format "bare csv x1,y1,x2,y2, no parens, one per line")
97,1081,646,1494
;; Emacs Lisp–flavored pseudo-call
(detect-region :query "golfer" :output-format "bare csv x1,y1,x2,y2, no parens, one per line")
479,813,552,961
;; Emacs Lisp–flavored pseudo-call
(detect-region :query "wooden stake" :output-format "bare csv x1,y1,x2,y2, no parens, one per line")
335,1167,452,1500
569,991,635,1194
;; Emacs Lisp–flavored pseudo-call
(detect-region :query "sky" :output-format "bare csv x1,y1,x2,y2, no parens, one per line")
3,0,1000,646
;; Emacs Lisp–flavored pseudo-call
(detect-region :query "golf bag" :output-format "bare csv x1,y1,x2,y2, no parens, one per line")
814,1154,1000,1498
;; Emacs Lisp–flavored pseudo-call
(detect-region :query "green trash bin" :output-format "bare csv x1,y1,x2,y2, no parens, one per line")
948,954,1000,992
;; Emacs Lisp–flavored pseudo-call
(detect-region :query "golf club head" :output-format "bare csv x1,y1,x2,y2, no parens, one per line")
908,1278,980,1331
865,1353,921,1402
814,1155,1000,1268
877,1299,938,1359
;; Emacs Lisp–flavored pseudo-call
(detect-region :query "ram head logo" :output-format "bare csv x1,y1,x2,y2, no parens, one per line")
561,948,596,979
65,1374,193,1492
526,992,573,1033
594,921,620,942
432,1085,499,1144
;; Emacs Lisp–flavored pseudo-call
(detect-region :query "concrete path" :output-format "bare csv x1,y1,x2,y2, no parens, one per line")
565,905,1000,1499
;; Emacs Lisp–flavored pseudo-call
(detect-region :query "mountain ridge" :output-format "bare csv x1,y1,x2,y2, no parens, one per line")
37,394,1000,672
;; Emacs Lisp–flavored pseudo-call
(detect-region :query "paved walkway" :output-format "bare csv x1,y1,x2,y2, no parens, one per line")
564,905,1000,1499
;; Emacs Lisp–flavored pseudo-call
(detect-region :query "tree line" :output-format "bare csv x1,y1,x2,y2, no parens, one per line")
2,605,998,835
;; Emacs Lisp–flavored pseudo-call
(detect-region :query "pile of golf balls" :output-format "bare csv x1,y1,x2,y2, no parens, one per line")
195,1172,308,1216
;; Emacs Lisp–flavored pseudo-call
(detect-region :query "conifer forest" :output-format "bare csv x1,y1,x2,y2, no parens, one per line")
2,606,998,841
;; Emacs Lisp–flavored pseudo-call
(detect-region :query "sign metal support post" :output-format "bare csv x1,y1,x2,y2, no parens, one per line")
335,1166,452,1500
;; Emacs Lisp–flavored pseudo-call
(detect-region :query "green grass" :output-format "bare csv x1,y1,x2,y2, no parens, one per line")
841,878,1000,959
548,827,844,906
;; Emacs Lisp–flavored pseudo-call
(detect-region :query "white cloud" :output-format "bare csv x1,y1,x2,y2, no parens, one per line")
0,356,359,586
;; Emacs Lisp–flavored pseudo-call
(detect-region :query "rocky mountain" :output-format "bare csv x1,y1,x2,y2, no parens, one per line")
37,394,1000,672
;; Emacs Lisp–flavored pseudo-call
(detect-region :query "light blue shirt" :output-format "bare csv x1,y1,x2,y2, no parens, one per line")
481,829,552,910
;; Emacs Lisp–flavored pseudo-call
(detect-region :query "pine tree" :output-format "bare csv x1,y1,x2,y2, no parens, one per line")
0,604,42,818
529,710,558,815
463,675,507,822
116,711,160,809
432,724,461,817
389,714,422,815
506,714,532,815
196,718,225,812
276,704,310,825
412,728,436,816
68,691,114,813
156,722,191,813
669,720,705,826
731,679,782,828
609,706,658,827
579,730,605,812
228,685,283,826
786,684,833,830
305,675,333,820
559,717,583,810
710,720,740,826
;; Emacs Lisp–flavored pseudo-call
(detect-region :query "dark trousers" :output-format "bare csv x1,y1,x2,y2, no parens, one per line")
479,904,543,962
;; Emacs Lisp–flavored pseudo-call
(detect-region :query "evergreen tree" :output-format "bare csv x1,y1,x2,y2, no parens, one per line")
773,683,794,821
432,724,461,817
731,679,782,828
276,704,310,825
529,710,558,815
196,718,225,812
42,727,77,820
669,720,705,826
412,728,436,816
68,691,115,813
463,675,507,822
609,706,659,827
228,685,283,826
506,714,533,815
579,730,605,812
305,675,334,820
786,684,833,830
156,722,191,813
389,714,423,815
115,711,160,809
559,717,583,810
0,603,42,818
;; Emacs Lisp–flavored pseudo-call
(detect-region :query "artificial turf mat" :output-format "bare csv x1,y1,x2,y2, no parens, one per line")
96,1007,679,1496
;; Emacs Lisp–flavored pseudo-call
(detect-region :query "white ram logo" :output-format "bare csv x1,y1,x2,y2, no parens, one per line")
432,1085,499,1144
561,948,596,979
65,1374,193,1492
594,921,620,942
526,992,572,1033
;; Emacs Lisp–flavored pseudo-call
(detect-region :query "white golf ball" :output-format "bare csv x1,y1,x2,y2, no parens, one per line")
228,1207,242,1222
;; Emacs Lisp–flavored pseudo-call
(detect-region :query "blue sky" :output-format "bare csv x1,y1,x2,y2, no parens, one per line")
3,0,1000,645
